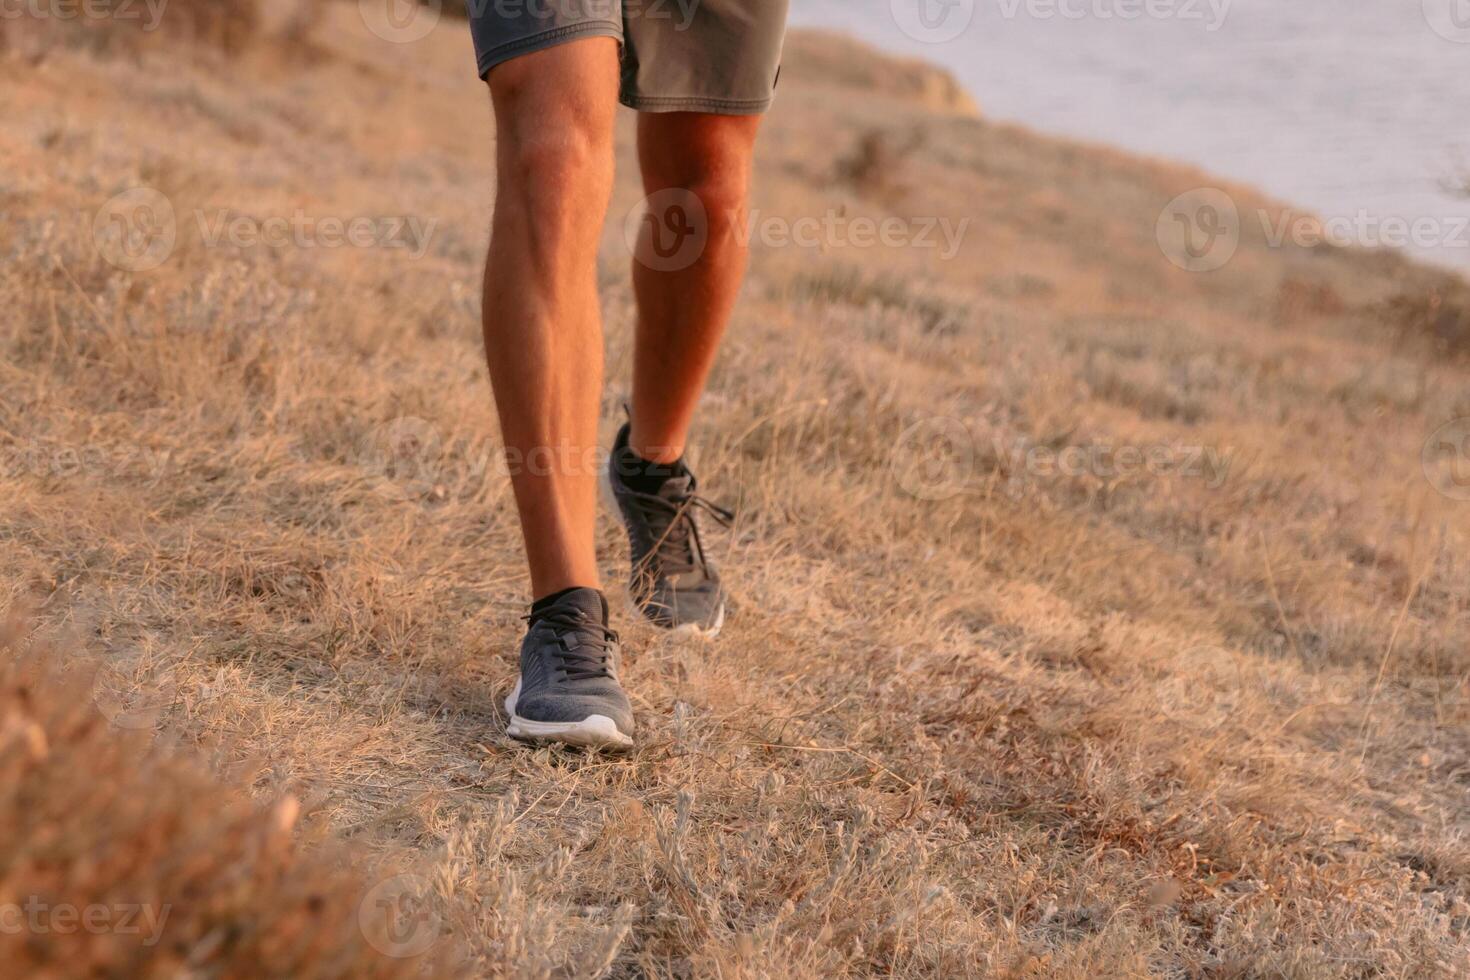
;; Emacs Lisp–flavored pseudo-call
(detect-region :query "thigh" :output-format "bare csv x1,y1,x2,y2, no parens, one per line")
468,0,624,81
620,0,791,115
482,36,620,182
482,33,620,119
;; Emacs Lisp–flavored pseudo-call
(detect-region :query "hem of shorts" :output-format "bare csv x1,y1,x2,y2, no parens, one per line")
476,21,624,79
620,93,775,116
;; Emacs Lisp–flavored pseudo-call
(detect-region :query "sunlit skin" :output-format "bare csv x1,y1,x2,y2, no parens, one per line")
481,39,763,599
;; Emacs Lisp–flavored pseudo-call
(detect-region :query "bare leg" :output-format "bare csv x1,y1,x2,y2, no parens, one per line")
481,40,620,600
629,112,763,464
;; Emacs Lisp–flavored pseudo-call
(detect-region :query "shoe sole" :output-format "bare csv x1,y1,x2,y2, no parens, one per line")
598,460,725,639
504,678,634,750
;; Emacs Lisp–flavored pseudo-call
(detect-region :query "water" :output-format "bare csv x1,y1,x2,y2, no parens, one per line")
791,0,1470,271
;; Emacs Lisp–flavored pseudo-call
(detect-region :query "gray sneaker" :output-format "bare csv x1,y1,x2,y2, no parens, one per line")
601,427,734,635
505,588,634,750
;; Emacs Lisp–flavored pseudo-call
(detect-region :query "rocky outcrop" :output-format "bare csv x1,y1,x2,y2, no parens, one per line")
781,30,980,118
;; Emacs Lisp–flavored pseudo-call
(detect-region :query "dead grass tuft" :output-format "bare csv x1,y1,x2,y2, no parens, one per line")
834,128,925,204
0,622,456,978
1377,279,1470,358
17,0,286,60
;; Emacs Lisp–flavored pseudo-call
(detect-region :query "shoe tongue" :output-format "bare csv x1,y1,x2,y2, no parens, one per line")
658,474,694,500
552,587,608,627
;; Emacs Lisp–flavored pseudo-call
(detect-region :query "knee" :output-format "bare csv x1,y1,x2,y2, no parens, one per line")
664,153,755,247
646,120,759,230
494,104,615,232
499,120,614,221
684,165,752,234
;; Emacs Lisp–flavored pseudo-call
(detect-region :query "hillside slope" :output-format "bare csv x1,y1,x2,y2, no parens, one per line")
2,5,1468,976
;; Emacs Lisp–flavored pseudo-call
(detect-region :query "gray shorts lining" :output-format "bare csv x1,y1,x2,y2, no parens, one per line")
475,21,624,79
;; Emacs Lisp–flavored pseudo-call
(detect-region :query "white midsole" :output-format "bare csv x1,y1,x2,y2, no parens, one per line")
504,677,634,750
630,595,723,639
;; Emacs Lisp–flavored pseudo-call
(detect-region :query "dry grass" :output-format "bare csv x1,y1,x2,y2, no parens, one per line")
0,622,456,977
2,3,1468,977
6,0,259,57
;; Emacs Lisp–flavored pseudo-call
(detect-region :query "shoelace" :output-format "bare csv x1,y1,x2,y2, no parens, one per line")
626,486,735,579
526,610,619,681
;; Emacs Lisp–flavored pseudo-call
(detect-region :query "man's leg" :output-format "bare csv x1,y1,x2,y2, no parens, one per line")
628,112,763,464
481,39,619,600
483,39,636,749
599,111,760,635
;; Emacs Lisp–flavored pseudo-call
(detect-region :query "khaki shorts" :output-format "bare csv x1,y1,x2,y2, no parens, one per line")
467,0,789,115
